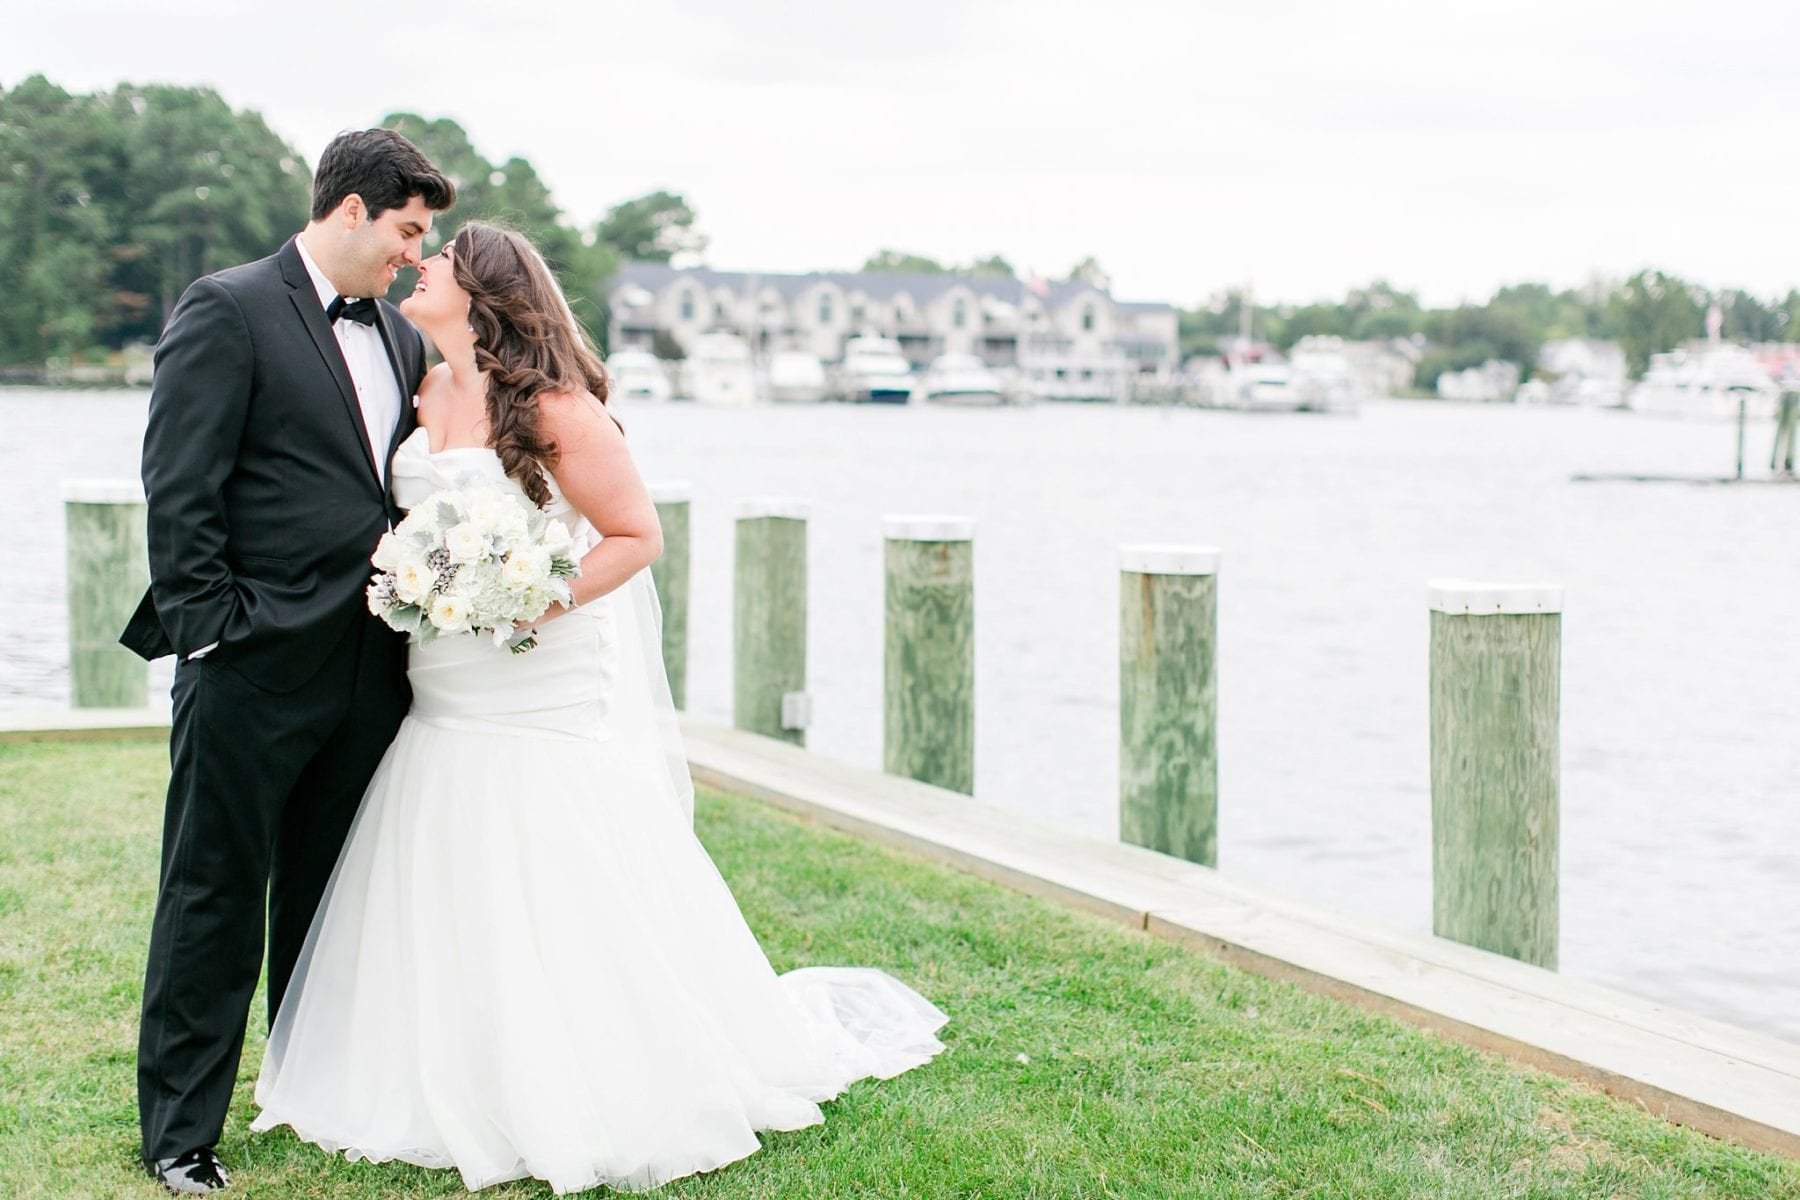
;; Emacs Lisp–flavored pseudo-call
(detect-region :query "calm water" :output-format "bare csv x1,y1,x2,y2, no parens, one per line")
5,388,1797,1043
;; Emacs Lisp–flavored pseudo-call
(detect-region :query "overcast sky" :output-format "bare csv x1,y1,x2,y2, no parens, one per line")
8,0,1797,307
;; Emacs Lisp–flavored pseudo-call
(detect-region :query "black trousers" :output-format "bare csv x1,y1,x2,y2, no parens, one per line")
137,613,408,1162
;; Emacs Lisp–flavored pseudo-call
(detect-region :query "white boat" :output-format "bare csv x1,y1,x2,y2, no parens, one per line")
683,333,757,406
1627,346,1778,420
1021,354,1129,403
838,335,914,403
604,348,672,403
1287,347,1363,414
765,350,828,404
1225,362,1303,411
922,354,1005,405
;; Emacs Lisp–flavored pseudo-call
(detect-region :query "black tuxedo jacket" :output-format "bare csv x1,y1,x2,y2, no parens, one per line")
120,238,425,693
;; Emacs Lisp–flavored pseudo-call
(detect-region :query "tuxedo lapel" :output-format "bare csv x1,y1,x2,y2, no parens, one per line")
278,241,382,487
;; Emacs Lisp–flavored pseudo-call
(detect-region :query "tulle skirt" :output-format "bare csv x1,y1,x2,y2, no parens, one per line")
251,597,947,1193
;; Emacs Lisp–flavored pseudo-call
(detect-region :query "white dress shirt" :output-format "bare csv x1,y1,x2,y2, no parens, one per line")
294,235,404,481
188,237,404,663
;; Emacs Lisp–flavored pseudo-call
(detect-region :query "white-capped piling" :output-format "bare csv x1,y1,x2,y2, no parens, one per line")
648,482,691,708
733,499,809,745
1119,544,1221,866
1429,580,1563,969
64,481,148,708
883,516,975,794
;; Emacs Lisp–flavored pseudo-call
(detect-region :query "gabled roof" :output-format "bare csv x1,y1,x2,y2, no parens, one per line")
613,261,1145,308
610,262,1178,320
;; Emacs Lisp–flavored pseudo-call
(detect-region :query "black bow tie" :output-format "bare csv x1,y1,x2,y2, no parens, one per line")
326,296,379,327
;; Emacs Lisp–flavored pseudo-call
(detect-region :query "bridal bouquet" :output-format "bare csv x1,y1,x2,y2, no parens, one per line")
366,484,581,653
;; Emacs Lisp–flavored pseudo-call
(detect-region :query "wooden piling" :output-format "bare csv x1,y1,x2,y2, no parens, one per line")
883,516,975,794
1429,580,1563,969
648,482,691,709
64,481,148,708
733,499,809,745
1119,545,1221,866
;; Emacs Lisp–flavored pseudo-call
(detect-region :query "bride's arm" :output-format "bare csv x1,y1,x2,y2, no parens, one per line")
530,390,662,618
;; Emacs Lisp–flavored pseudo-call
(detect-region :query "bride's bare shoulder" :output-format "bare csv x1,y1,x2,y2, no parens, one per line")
415,362,453,407
539,389,624,443
412,364,459,436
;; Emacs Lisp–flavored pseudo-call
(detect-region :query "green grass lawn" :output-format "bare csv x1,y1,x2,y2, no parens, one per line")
2,739,1796,1199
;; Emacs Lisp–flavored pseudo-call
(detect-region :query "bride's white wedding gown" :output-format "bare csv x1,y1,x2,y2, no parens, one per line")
251,429,947,1194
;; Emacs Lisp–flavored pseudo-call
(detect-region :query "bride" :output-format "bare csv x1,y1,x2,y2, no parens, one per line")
250,222,947,1194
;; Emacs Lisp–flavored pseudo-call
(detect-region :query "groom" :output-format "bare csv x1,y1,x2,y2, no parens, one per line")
120,129,454,1194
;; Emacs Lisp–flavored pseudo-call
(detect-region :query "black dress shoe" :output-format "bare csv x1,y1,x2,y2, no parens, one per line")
147,1147,231,1193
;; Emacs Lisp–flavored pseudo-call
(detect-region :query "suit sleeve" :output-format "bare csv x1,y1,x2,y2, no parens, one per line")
141,276,253,658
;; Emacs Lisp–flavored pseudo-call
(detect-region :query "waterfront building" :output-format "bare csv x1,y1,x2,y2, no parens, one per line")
607,263,1180,400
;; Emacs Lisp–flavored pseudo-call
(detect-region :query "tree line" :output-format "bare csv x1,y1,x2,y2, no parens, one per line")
0,76,702,367
1181,274,1800,386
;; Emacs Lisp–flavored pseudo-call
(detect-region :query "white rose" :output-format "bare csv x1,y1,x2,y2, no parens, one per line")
394,504,436,539
465,491,516,537
365,580,387,616
371,531,406,571
496,503,529,539
501,548,551,590
444,522,489,564
391,555,433,605
540,519,574,556
428,591,473,632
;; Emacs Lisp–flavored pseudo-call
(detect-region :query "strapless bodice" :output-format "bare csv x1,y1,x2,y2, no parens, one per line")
390,427,592,548
388,427,616,741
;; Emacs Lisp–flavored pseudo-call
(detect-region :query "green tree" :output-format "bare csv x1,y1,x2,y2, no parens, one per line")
1338,280,1424,341
861,248,946,274
1272,303,1348,349
962,254,1014,278
1778,290,1800,343
1610,270,1705,376
0,77,122,364
596,190,706,264
120,84,309,336
1414,304,1539,390
1178,287,1274,360
379,112,617,342
1066,255,1110,290
0,77,310,365
1719,288,1785,343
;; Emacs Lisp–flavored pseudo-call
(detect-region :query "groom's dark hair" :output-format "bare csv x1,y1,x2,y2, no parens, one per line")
310,129,455,222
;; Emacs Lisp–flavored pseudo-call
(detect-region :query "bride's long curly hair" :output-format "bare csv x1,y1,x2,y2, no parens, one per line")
449,221,611,507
